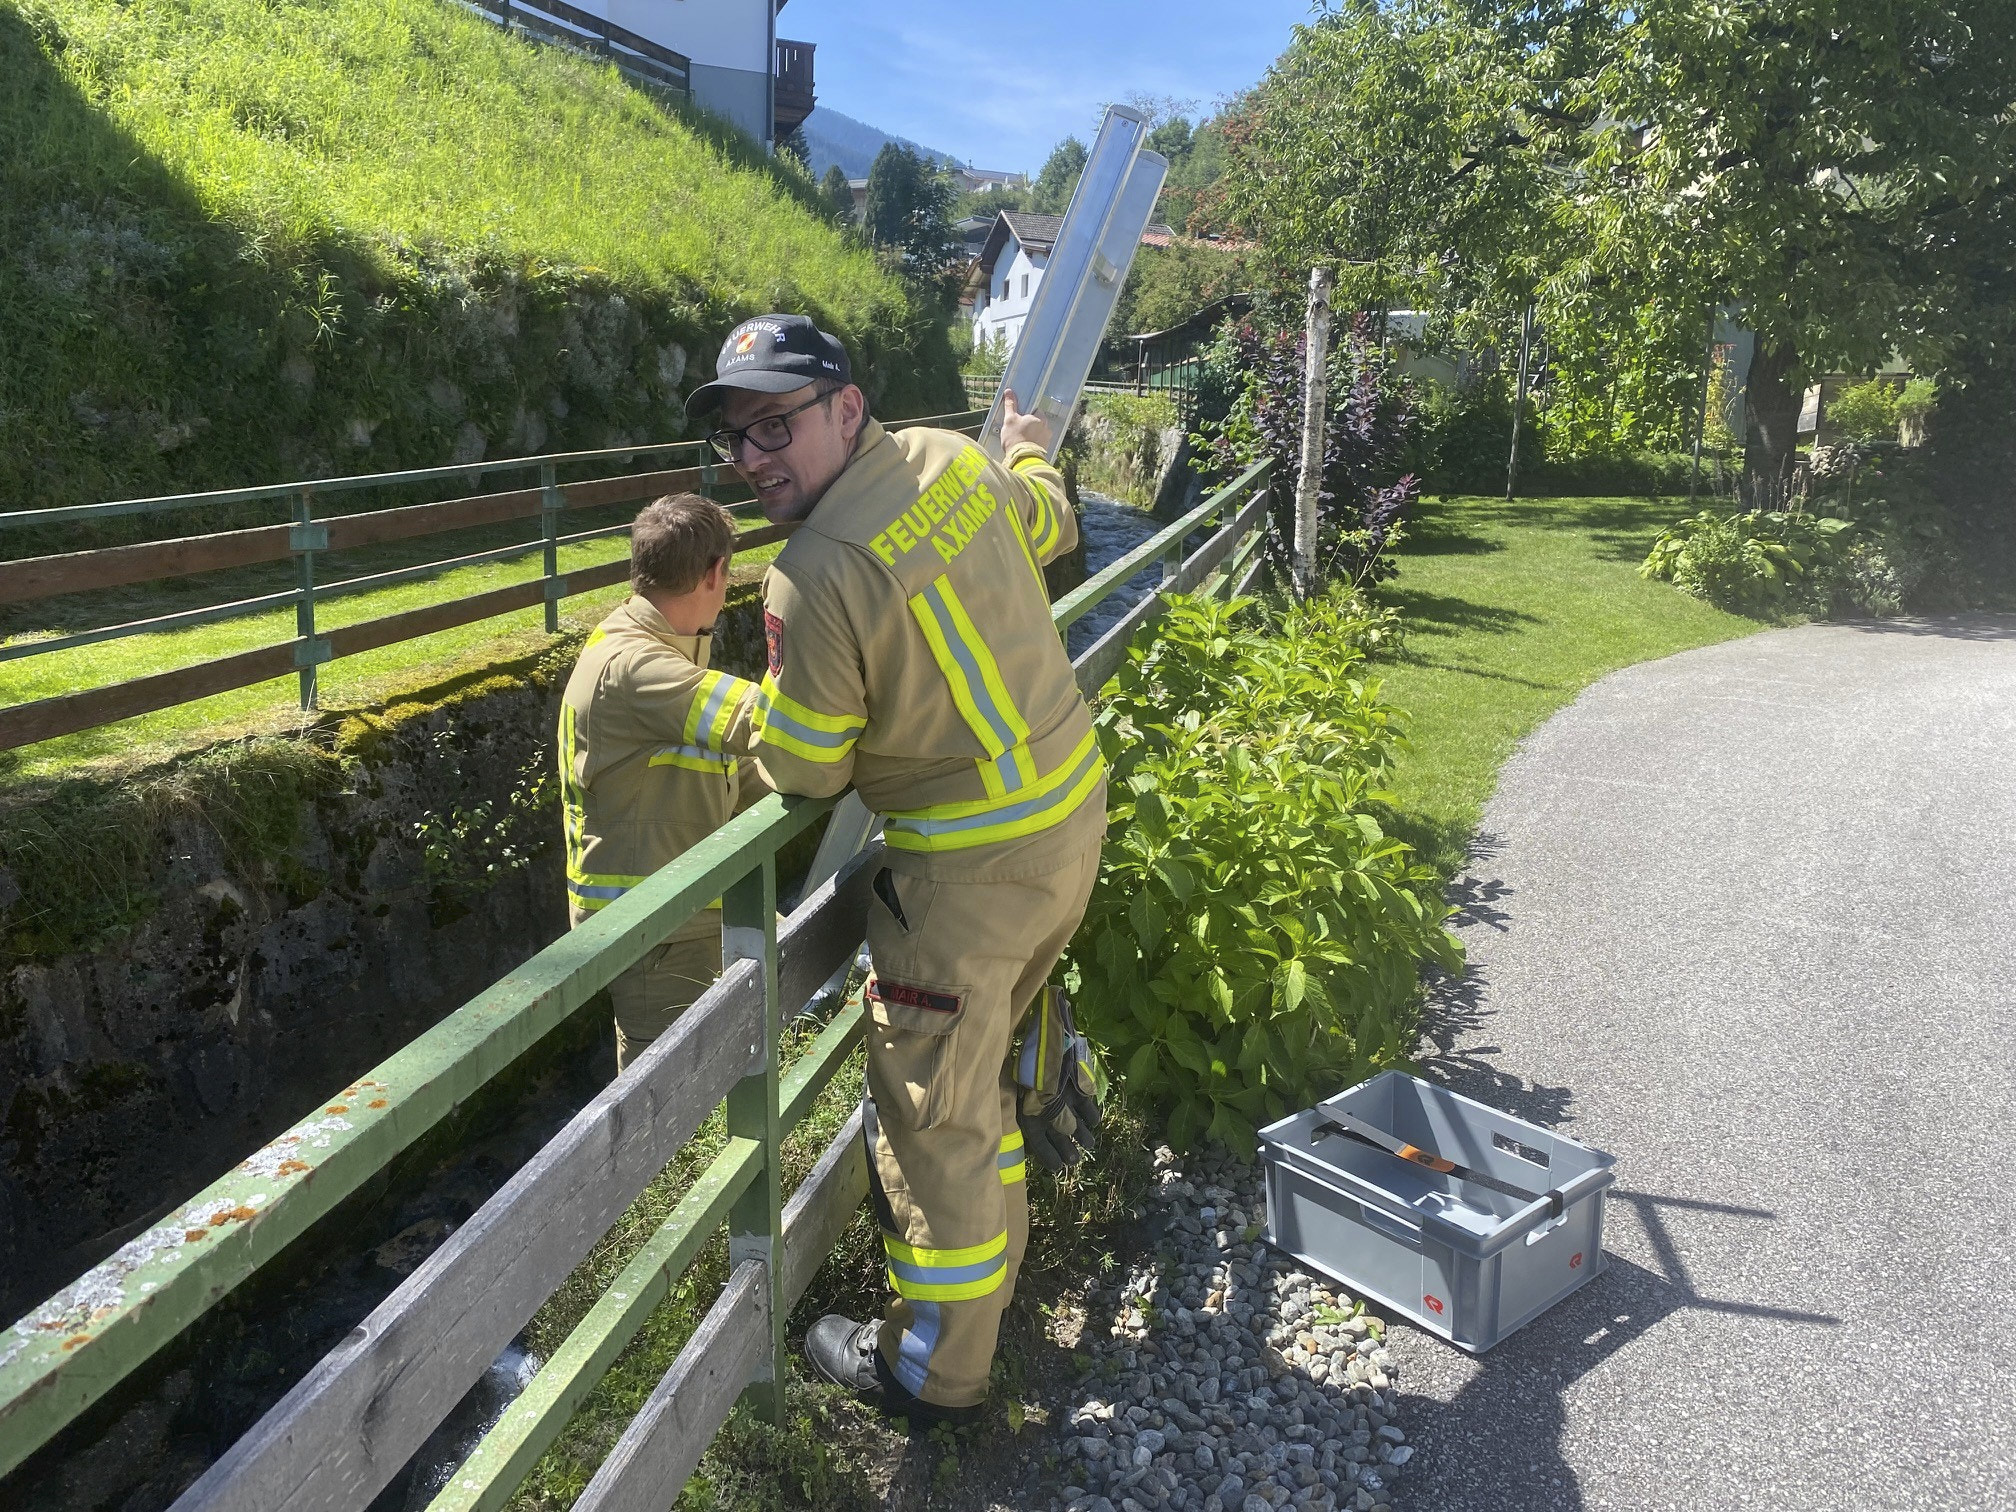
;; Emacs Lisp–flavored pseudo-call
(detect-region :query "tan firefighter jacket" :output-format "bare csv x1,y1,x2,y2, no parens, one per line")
751,420,1099,876
559,595,765,924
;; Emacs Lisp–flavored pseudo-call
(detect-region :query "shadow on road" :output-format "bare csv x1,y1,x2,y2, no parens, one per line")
1397,1190,1841,1511
1832,613,2016,642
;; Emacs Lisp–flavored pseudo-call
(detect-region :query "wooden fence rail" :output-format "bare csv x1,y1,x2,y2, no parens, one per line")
0,458,1275,1510
0,413,984,754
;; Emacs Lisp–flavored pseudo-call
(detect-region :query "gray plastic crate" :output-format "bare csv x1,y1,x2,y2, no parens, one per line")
1259,1071,1616,1352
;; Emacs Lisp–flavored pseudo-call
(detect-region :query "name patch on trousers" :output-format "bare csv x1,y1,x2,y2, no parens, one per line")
868,980,963,1014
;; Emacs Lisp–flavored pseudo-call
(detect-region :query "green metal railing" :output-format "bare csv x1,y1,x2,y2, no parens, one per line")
0,411,985,753
0,457,1275,1509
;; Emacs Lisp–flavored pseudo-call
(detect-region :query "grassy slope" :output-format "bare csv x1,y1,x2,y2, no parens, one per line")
1375,493,1759,879
1,0,954,516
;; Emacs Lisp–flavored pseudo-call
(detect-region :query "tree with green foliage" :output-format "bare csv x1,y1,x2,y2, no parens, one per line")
1029,135,1087,215
1218,0,2016,493
819,163,854,225
1113,240,1247,336
1147,116,1194,168
1160,115,1232,235
956,183,1027,222
1216,1,1545,347
1527,0,2016,488
861,142,958,274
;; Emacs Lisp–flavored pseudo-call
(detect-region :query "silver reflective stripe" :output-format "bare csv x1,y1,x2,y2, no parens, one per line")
887,739,1101,841
917,580,1021,757
693,674,734,748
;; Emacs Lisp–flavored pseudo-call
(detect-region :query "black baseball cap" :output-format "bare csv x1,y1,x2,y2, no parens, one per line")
686,314,851,415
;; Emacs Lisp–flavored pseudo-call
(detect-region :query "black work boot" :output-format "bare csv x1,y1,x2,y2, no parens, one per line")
804,1314,880,1391
802,1313,986,1426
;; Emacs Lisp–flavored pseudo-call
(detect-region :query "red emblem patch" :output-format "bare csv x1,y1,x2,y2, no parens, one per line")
868,980,963,1014
1423,1293,1445,1315
764,610,785,676
1569,1252,1584,1269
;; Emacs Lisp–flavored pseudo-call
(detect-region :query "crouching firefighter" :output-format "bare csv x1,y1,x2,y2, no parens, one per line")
558,494,768,1073
687,314,1106,1423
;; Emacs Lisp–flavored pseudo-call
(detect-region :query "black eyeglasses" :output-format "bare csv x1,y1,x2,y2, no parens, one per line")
705,389,837,462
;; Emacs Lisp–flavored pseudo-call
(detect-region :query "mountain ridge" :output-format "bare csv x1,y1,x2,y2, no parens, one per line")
802,105,959,179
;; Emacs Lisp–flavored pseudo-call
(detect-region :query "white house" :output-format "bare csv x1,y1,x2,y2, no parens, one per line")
968,213,1060,350
566,0,814,148
966,213,1176,349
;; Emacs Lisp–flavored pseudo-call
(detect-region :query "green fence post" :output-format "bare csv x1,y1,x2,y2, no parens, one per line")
291,488,329,711
540,463,562,634
723,856,783,1422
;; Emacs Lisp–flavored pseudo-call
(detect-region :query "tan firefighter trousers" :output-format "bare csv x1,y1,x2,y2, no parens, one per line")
609,910,721,1073
862,794,1106,1409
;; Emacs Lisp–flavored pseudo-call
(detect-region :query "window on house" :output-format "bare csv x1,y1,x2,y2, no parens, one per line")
1021,274,1029,297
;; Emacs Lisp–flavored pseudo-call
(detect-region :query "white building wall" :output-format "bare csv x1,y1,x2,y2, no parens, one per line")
598,0,770,71
568,0,775,143
971,236,1048,351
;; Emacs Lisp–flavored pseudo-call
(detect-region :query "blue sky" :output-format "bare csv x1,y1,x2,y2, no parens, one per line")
785,0,1325,173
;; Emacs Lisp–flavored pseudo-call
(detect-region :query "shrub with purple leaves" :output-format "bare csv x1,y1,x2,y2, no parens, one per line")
1195,315,1419,589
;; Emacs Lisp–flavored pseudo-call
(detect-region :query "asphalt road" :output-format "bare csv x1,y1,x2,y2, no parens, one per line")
1389,616,2016,1512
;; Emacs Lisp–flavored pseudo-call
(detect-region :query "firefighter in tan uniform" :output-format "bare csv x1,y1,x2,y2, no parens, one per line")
688,314,1104,1423
559,494,766,1072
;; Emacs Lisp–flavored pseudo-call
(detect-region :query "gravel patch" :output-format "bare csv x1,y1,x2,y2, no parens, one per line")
1047,1145,1410,1512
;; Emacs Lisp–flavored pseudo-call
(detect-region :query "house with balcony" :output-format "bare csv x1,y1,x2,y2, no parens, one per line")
543,0,814,148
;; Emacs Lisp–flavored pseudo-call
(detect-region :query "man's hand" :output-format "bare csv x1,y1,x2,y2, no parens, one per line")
999,388,1053,456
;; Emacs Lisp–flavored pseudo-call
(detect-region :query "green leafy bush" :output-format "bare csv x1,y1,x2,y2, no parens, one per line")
1065,592,1461,1156
1639,509,1853,616
1828,379,1904,446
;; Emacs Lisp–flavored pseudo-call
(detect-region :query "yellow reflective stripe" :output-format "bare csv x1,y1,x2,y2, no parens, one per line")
939,579,1030,749
559,703,590,883
680,670,754,752
998,1127,1027,1182
707,677,754,749
758,677,863,733
908,579,1032,785
881,1228,1007,1270
1014,460,1061,557
885,729,1104,853
681,670,722,747
882,1225,1011,1300
998,481,1048,593
908,581,1013,759
753,673,864,764
884,1266,1008,1301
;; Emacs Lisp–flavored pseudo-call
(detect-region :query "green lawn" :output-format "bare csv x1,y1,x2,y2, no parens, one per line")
1375,493,1761,879
0,519,785,783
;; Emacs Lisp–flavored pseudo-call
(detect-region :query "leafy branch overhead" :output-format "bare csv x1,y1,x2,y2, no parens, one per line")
1210,0,2016,488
